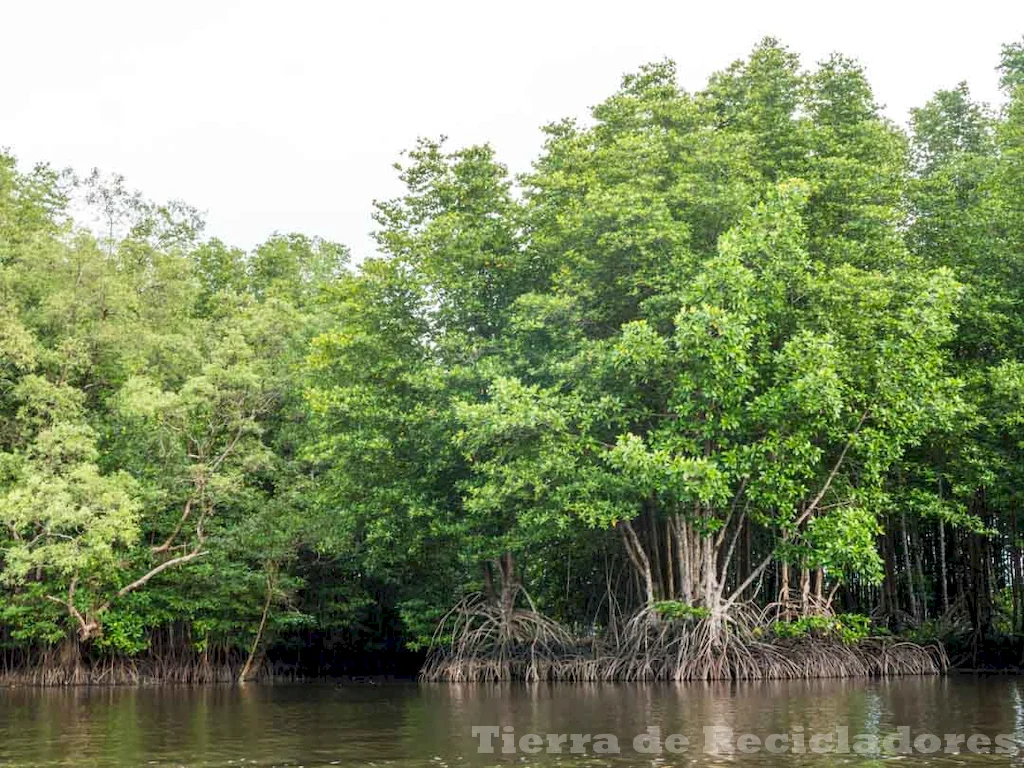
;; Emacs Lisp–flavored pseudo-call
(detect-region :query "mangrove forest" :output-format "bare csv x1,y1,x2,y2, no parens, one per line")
1,37,1024,684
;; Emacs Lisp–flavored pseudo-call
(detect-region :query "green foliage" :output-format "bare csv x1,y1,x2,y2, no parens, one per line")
0,151,354,661
303,37,1014,652
771,614,874,645
652,601,712,622
1,35,1023,674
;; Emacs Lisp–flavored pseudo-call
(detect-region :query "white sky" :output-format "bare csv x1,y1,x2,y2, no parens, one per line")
3,0,1022,258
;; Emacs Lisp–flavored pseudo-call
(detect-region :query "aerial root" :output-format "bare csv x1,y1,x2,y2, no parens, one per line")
0,641,272,686
418,591,578,682
420,602,945,682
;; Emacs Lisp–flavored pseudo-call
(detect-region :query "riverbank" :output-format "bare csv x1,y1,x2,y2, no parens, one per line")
0,644,425,686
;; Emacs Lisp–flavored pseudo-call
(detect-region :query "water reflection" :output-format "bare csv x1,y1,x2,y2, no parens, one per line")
0,677,1020,766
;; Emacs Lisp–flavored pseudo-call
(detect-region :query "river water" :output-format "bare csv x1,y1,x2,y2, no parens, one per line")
1,677,1023,766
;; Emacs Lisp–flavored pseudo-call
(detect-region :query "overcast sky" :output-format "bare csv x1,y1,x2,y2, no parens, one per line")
3,0,1022,258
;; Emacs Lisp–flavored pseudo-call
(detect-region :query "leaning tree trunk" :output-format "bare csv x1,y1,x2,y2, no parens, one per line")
239,570,275,684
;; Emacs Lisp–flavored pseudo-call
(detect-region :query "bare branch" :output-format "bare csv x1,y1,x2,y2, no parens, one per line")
794,408,870,530
104,548,207,609
151,495,194,554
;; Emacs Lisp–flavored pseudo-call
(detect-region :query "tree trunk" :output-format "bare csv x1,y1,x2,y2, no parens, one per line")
780,562,791,620
939,519,949,616
676,517,693,604
900,512,918,622
238,570,275,684
664,517,675,601
498,552,518,618
648,508,664,601
800,567,811,616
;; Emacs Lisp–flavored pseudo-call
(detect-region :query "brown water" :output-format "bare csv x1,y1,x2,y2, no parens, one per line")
1,677,1023,766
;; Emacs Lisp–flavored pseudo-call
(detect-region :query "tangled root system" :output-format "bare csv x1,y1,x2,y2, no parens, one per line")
419,591,577,682
420,601,946,682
